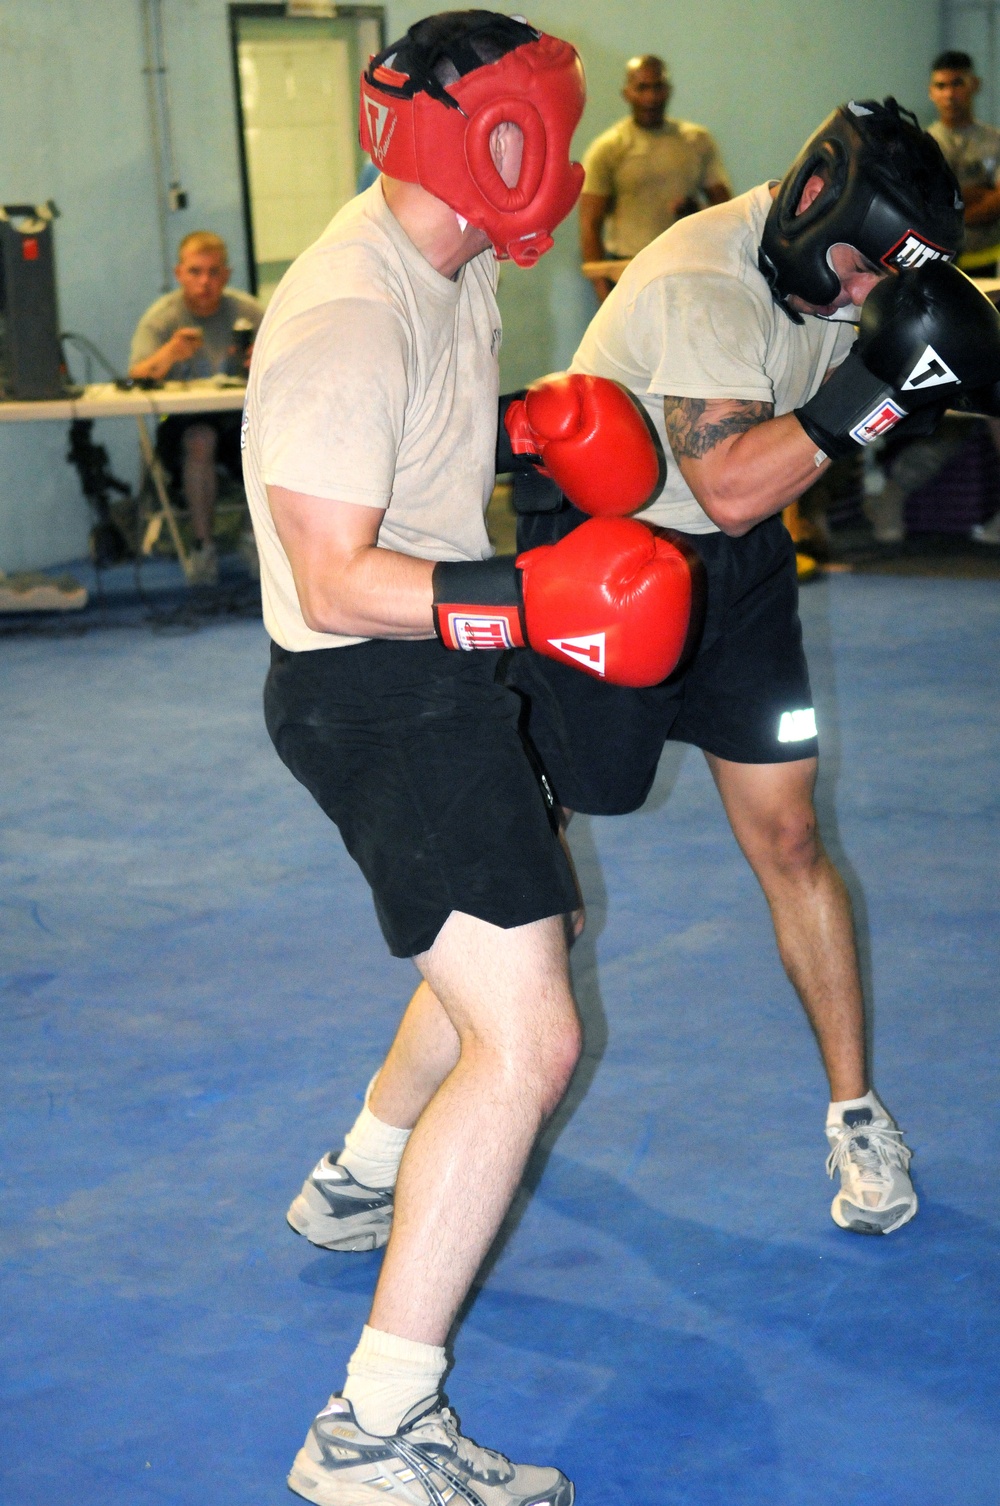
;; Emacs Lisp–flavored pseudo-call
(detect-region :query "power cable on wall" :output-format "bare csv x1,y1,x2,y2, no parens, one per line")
140,0,188,290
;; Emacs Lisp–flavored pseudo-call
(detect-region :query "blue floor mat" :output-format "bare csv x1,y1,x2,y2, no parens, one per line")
1,575,998,1505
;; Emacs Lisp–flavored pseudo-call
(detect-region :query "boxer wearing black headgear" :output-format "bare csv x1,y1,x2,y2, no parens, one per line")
759,98,965,319
497,89,1000,1255
756,98,1000,457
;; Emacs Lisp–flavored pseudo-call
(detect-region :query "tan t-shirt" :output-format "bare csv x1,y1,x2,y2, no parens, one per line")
242,184,502,652
570,184,857,534
581,115,731,258
928,118,1000,254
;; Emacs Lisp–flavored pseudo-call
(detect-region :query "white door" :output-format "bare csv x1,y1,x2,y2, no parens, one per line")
234,12,383,303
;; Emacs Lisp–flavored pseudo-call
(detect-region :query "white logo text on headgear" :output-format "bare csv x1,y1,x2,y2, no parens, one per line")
366,99,397,163
882,230,953,272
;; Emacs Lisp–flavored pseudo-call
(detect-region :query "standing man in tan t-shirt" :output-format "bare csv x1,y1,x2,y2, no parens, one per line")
928,49,1000,275
579,55,731,301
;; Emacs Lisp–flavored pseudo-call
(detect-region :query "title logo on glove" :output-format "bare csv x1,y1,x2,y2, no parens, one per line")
547,632,607,676
900,343,960,391
442,609,520,652
849,399,906,445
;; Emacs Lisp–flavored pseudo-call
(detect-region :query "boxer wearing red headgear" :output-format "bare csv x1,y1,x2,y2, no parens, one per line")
245,13,697,1505
358,13,585,265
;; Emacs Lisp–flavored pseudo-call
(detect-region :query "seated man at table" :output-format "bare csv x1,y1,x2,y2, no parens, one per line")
129,231,263,583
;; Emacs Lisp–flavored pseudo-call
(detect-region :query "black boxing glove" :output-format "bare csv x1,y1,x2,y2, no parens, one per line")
795,261,1000,459
955,378,1000,417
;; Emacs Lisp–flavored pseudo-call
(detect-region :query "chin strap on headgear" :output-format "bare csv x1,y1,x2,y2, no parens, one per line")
758,98,964,317
359,12,585,267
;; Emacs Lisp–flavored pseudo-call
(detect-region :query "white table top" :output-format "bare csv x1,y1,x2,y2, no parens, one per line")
581,258,631,284
0,378,247,423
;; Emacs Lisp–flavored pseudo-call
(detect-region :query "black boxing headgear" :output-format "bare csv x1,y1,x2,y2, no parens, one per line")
359,11,585,267
759,98,964,317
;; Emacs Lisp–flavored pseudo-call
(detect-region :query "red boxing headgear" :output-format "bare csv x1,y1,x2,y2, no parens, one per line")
359,13,585,267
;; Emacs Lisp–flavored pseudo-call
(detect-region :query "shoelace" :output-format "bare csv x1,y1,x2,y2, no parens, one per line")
826,1121,912,1182
425,1408,515,1484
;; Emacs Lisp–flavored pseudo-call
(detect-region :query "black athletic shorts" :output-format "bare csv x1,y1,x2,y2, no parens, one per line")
506,505,819,816
156,410,244,487
264,637,579,959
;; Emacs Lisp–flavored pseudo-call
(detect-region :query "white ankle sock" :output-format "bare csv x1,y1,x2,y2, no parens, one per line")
827,1088,888,1130
337,1074,411,1190
342,1325,447,1436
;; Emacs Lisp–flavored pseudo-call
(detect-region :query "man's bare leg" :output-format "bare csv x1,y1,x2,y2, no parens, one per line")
705,752,866,1101
181,422,218,545
286,983,457,1249
296,922,581,1256
369,908,580,1343
369,980,460,1130
335,904,582,1184
322,909,580,1448
292,909,579,1489
369,836,584,1134
284,980,478,1250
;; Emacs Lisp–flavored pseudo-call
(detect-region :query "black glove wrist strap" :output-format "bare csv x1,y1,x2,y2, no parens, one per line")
795,351,907,461
794,407,857,462
432,556,527,650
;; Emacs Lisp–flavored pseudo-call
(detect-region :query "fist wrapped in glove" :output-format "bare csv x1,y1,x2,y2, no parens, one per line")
433,516,701,689
498,373,665,516
795,261,1000,458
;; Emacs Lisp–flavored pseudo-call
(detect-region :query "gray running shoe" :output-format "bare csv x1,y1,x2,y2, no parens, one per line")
286,1154,394,1251
826,1105,917,1235
186,541,218,586
287,1394,574,1506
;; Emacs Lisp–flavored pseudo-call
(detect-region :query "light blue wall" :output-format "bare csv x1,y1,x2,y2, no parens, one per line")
398,0,944,390
0,0,252,571
0,0,940,570
941,0,1000,124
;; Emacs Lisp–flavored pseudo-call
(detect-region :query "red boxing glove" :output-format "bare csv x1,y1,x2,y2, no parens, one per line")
503,373,664,517
432,517,700,688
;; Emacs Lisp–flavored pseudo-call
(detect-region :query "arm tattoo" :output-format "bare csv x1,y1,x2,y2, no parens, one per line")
662,397,774,462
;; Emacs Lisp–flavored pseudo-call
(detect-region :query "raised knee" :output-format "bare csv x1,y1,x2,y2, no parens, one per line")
536,1016,583,1107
